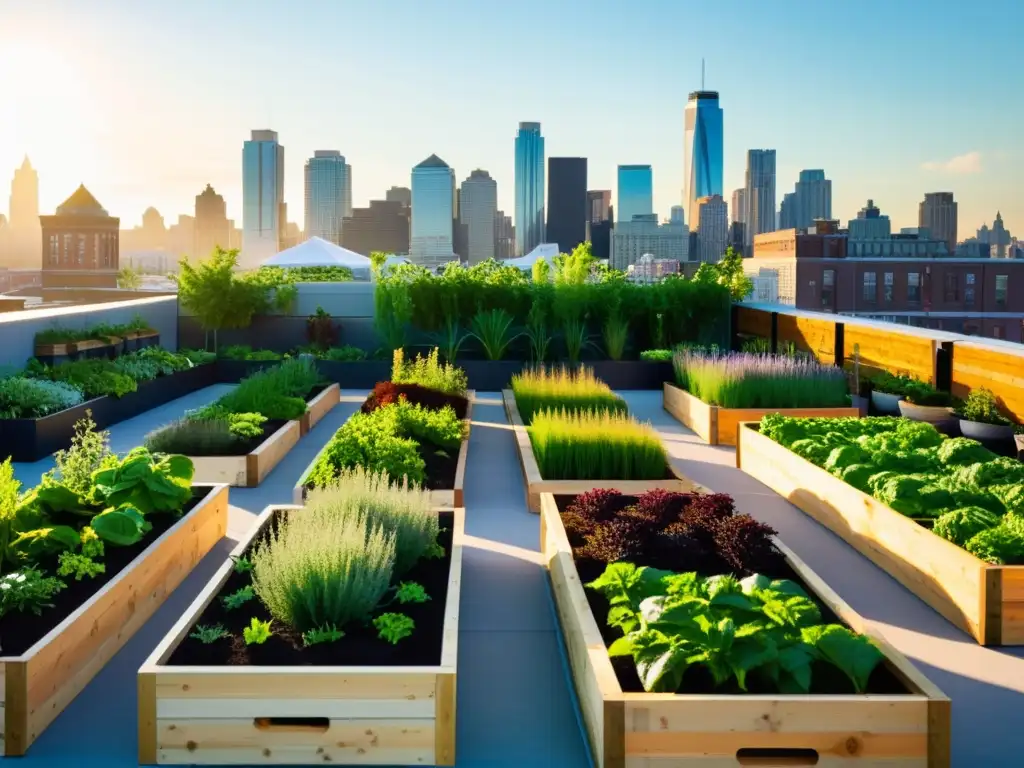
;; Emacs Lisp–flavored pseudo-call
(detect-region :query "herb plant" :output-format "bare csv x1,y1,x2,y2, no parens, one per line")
391,348,467,397
57,552,106,580
395,581,430,604
302,625,345,646
0,376,85,419
222,585,256,610
639,349,673,362
189,624,230,644
374,612,415,644
511,366,627,424
0,569,66,618
242,617,273,645
959,388,1012,426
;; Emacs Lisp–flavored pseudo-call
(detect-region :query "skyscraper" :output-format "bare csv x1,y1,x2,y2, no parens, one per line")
919,192,957,255
616,165,653,224
514,122,544,256
586,190,611,225
304,150,348,245
242,129,285,268
459,169,497,265
194,184,229,259
494,210,515,260
546,158,587,253
744,149,776,249
848,199,891,241
670,206,685,225
794,170,832,229
342,200,410,256
8,156,41,268
386,187,412,207
694,194,728,263
683,90,724,227
344,163,353,218
410,154,456,267
779,192,797,230
585,190,612,261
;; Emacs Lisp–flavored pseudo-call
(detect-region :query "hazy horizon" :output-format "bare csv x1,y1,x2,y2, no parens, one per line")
2,0,1020,237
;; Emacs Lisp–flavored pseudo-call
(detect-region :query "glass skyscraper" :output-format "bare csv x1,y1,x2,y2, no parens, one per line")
683,91,723,230
410,154,456,267
242,129,284,267
514,122,544,256
304,150,347,245
616,165,653,224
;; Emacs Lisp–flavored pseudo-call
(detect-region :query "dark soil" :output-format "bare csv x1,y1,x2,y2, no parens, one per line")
304,383,329,402
167,511,454,667
362,381,469,420
187,419,288,457
0,489,209,656
556,495,908,696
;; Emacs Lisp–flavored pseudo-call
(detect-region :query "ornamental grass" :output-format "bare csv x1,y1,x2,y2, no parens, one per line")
673,348,849,409
528,409,668,480
511,366,627,424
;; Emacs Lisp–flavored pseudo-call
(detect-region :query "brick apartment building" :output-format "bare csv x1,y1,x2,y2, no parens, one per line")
39,185,120,289
748,225,1024,342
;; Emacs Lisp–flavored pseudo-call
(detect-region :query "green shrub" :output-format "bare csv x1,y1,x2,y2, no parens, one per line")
0,377,84,419
213,358,317,420
959,388,1012,426
528,409,667,480
31,358,137,399
511,366,626,424
639,349,673,362
391,348,467,397
144,417,242,456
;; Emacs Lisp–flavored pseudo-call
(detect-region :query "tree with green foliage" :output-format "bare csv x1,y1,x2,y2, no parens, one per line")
692,246,754,302
369,251,389,278
553,242,595,285
117,265,143,290
531,258,550,283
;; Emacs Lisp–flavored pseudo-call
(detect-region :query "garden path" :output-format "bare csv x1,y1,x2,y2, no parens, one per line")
10,386,593,768
622,389,1024,767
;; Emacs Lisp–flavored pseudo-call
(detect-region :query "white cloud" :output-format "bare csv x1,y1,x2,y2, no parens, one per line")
921,151,982,174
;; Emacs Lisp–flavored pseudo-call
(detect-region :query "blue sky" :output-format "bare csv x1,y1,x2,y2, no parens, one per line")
2,0,1020,239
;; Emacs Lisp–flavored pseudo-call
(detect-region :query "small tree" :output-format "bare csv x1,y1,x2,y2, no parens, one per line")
693,247,753,302
117,265,143,290
369,251,389,279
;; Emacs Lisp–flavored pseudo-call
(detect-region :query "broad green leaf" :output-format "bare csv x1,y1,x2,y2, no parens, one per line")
92,508,144,546
9,525,80,559
705,574,741,599
607,635,634,657
164,454,195,482
663,572,701,596
768,579,810,598
640,595,709,642
776,641,816,693
761,593,822,628
729,635,780,691
632,631,690,693
802,624,883,693
739,574,771,595
586,563,672,612
607,604,640,633
709,591,759,614
36,483,89,515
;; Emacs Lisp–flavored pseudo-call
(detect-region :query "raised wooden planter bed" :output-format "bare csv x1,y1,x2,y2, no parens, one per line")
503,389,703,514
663,382,861,447
137,503,464,766
0,484,228,756
293,391,474,507
33,337,114,360
538,491,951,767
736,421,1024,646
190,420,300,488
298,382,340,436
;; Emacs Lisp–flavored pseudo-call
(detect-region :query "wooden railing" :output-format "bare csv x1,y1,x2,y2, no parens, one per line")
733,303,1024,422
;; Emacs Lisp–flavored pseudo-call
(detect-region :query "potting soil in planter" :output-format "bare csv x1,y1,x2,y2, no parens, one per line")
167,510,454,667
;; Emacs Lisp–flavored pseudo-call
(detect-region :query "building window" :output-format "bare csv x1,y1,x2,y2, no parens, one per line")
821,269,835,307
883,272,893,303
908,272,921,303
862,271,877,303
965,273,975,306
996,274,1008,308
49,235,59,264
944,273,959,302
77,234,86,265
94,234,101,267
63,234,72,265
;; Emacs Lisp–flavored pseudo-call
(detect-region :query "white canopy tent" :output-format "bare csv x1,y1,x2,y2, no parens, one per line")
261,237,372,269
502,243,560,270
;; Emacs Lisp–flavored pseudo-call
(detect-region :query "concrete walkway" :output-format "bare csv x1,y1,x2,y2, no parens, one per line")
621,390,1024,767
11,387,593,767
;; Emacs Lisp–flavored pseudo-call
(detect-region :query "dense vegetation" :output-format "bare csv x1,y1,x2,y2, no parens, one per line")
761,414,1024,564
33,315,154,346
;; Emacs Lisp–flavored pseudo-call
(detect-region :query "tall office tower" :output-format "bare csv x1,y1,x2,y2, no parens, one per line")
616,165,653,223
514,121,545,256
694,194,728,263
458,169,497,265
730,188,746,226
194,184,229,258
494,210,515,260
610,214,688,271
794,169,831,229
546,158,587,253
919,192,958,255
683,90,724,228
586,190,611,226
8,156,41,268
847,199,892,240
410,154,456,267
304,150,348,245
242,129,285,268
585,190,612,260
744,149,776,250
386,186,412,207
342,200,410,256
779,192,797,230
344,163,353,218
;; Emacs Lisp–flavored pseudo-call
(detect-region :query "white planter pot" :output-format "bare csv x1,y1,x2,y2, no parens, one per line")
959,419,1015,442
899,400,953,424
871,390,903,414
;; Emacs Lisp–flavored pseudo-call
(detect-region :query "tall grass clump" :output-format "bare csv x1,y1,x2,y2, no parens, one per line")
511,366,627,424
673,349,849,409
144,417,241,456
529,409,667,480
304,467,437,575
392,348,467,397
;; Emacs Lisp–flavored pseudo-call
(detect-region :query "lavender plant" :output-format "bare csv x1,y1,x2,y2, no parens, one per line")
673,349,849,409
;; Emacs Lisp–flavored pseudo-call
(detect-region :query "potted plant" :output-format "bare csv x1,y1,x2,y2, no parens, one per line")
868,371,915,414
956,388,1016,441
897,380,955,424
305,305,337,350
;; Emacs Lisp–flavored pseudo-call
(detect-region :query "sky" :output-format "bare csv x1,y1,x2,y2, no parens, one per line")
1,0,1021,238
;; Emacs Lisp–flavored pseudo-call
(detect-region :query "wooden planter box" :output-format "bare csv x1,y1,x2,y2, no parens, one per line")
736,421,1024,646
1,484,229,756
503,390,703,514
137,503,464,766
298,383,340,436
33,337,114,361
538,492,951,768
663,382,861,447
292,391,474,507
190,420,300,488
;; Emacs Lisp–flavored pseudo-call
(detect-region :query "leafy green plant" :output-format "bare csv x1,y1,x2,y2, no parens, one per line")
958,388,1011,425
0,376,85,419
391,348,467,397
639,349,672,362
529,409,668,481
511,366,626,424
740,337,772,354
180,348,217,366
31,358,137,399
144,417,243,456
602,312,629,361
523,299,551,363
0,569,65,618
302,625,345,646
233,555,254,573
589,564,884,694
306,306,337,350
432,317,469,364
189,624,230,644
321,345,366,362
222,585,256,610
47,414,113,499
91,447,194,515
374,612,415,644
56,551,105,580
395,581,430,604
870,371,919,398
469,308,521,361
242,617,273,645
211,358,317,420
902,380,953,407
0,458,20,566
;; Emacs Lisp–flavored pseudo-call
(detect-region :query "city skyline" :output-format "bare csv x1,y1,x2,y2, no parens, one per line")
0,0,1021,238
